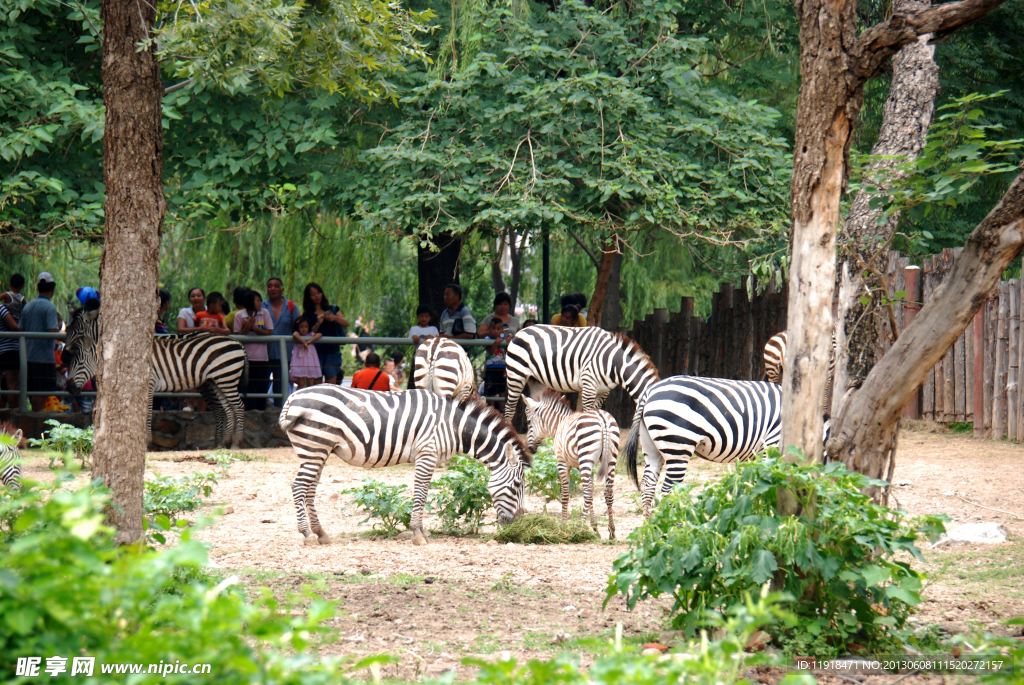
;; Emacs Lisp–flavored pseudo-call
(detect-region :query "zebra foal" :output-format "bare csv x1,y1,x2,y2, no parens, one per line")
504,325,659,422
1,423,23,490
413,337,476,400
523,390,619,539
278,387,530,546
63,307,248,448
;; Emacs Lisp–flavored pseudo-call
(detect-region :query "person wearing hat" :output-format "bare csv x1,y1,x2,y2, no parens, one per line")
20,272,62,411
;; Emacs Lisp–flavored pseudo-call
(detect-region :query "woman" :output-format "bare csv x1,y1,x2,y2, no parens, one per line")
156,290,171,334
235,290,273,410
478,292,520,410
176,287,207,333
557,304,583,327
303,282,349,385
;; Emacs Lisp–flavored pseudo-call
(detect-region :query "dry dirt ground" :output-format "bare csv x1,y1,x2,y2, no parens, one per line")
22,424,1024,683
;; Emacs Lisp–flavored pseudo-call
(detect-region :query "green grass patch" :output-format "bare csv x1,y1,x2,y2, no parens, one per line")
947,422,974,434
567,630,659,657
492,514,599,544
924,538,1024,599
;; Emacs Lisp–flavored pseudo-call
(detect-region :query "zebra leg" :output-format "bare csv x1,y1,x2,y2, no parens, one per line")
579,460,597,533
220,382,245,449
292,451,327,544
502,370,528,423
304,463,331,545
659,448,695,497
199,383,226,446
605,469,616,540
639,425,663,519
409,454,438,545
557,459,571,521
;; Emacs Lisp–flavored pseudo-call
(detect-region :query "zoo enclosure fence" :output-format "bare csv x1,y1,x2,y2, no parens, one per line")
0,333,501,412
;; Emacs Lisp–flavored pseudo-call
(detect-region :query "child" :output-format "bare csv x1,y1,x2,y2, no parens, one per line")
194,292,230,334
408,304,439,346
290,316,323,389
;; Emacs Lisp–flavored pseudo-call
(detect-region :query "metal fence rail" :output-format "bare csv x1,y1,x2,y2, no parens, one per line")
0,332,501,412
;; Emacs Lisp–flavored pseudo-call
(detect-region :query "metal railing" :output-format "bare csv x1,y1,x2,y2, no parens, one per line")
0,332,504,412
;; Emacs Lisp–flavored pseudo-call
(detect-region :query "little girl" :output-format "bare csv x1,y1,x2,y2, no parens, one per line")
290,316,323,389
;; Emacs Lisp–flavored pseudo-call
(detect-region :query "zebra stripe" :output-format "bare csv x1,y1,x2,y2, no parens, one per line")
1,425,23,490
762,330,836,415
413,337,476,401
624,376,831,518
523,390,619,539
504,325,660,422
279,387,530,546
63,308,248,448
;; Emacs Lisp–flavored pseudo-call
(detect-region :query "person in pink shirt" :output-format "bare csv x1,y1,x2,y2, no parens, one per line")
235,290,272,409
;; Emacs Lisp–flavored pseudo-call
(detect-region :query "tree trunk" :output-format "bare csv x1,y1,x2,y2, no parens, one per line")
588,241,624,330
508,229,522,311
417,230,462,326
830,3,939,492
92,0,165,545
780,0,1006,476
829,164,1024,499
490,236,506,297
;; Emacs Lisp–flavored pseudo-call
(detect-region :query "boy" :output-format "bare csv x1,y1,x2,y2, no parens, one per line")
408,304,439,346
194,292,230,334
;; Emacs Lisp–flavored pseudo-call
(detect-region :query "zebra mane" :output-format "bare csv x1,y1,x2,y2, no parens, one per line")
536,389,573,415
611,332,661,382
0,421,25,448
456,396,532,467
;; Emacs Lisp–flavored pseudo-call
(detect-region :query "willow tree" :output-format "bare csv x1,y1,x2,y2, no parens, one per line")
780,0,1010,473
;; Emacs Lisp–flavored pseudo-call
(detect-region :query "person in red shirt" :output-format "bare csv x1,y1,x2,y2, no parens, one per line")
350,353,392,391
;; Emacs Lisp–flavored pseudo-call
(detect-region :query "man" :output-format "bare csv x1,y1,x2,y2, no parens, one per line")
350,353,392,391
265,277,296,404
439,283,476,340
20,272,61,411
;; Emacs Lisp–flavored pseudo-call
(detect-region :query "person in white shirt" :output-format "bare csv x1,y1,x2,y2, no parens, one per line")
409,304,439,345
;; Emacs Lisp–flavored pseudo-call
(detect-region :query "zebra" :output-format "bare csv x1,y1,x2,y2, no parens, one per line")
1,423,23,490
762,330,836,415
62,307,248,448
413,337,476,401
503,325,660,423
523,390,620,539
278,386,530,546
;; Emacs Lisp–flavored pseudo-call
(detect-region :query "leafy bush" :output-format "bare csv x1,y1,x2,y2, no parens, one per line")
208,451,238,478
143,472,218,523
0,481,388,684
27,419,94,468
343,479,412,536
492,513,598,545
606,451,947,657
525,441,580,514
429,454,492,535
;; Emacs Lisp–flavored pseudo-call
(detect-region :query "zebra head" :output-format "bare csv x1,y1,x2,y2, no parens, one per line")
63,305,100,397
522,390,572,454
1,424,24,490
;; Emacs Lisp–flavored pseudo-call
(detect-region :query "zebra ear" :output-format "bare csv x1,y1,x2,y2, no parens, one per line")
85,309,100,321
523,397,539,411
504,441,520,465
12,429,22,445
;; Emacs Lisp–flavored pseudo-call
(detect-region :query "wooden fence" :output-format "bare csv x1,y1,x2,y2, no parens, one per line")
602,248,1023,440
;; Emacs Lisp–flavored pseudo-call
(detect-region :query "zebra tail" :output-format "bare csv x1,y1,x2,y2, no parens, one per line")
242,356,250,388
624,396,646,490
594,426,612,487
278,392,299,434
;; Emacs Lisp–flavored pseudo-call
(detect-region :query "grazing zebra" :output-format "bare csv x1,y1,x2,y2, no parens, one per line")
523,390,619,539
504,325,660,423
763,330,836,415
625,376,832,518
413,337,476,401
279,386,530,546
1,424,23,490
62,307,248,448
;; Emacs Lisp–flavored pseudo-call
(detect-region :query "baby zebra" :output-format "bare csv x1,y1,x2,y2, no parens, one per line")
523,390,620,539
1,423,24,490
279,386,530,546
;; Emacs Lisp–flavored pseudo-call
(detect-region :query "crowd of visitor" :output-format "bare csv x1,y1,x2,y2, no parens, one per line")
0,272,590,412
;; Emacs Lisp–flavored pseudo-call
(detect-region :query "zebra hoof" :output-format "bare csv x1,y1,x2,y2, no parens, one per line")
412,532,428,546
303,535,320,546
397,530,414,541
317,534,331,545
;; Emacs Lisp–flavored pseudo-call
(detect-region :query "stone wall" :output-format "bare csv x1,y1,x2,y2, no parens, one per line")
0,408,290,451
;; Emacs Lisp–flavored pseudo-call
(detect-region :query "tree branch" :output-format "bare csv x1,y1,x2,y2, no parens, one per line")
163,77,194,94
854,0,1008,81
566,227,601,270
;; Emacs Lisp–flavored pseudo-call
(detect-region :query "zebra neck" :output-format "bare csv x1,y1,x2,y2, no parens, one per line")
452,406,504,471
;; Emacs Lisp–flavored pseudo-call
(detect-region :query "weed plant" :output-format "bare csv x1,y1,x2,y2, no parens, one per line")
343,479,413,536
526,441,581,513
27,419,93,468
430,454,492,535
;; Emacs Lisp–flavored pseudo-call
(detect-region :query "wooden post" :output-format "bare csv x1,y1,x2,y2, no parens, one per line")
922,261,935,421
994,282,1009,440
1018,263,1024,438
984,294,996,436
652,308,668,378
903,266,922,420
1009,280,1020,440
974,308,985,437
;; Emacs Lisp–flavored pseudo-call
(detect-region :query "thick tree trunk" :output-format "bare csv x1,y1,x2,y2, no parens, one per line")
588,241,624,330
781,0,1006,474
829,164,1024,499
93,0,165,545
490,236,506,297
831,4,939,493
417,230,462,326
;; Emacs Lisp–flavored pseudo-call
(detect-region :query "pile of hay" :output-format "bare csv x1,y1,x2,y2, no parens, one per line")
493,514,599,544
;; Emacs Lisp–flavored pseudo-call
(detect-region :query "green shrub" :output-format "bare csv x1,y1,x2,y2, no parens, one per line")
27,419,94,469
492,513,598,544
606,450,947,658
0,481,387,684
207,451,238,478
525,441,580,513
429,454,492,535
143,472,218,523
343,479,412,536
